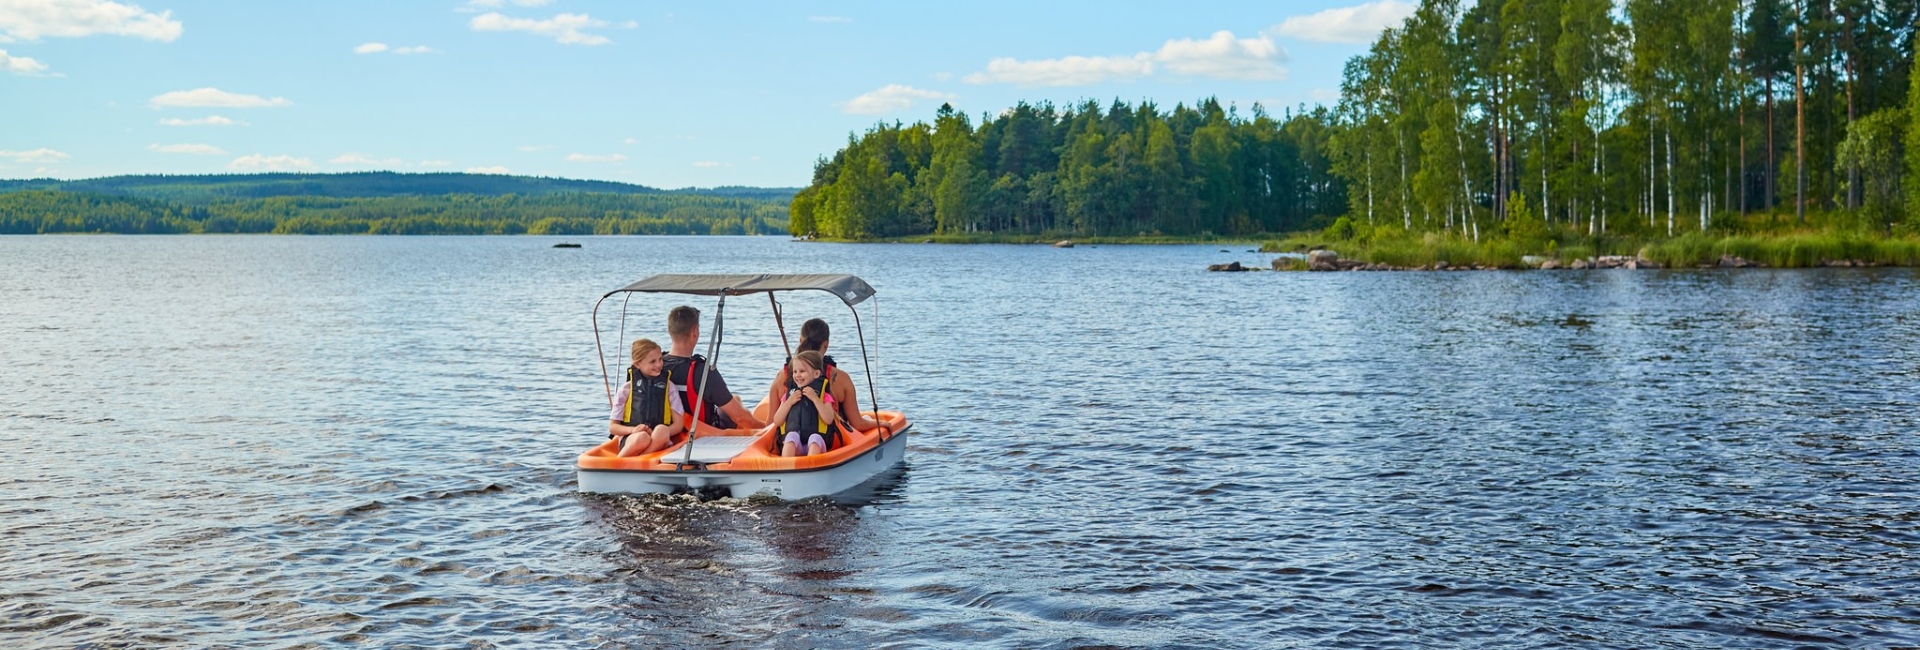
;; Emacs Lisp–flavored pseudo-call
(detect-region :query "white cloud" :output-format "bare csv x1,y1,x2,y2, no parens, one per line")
963,54,1151,87
1268,1,1415,44
419,159,452,167
565,153,626,163
621,137,636,145
0,148,69,163
618,20,637,29
838,84,956,115
150,87,292,109
357,42,437,55
965,30,1284,86
159,115,240,126
465,0,552,8
148,142,224,155
331,153,403,166
808,16,850,23
229,154,313,171
0,0,182,42
466,165,510,174
1309,88,1341,102
470,12,609,45
0,48,49,75
692,161,722,168
1155,31,1287,80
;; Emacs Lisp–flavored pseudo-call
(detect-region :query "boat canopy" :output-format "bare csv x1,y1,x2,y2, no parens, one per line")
611,273,876,306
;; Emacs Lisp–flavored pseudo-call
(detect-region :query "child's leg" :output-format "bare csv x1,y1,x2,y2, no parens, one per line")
782,431,802,457
616,432,645,457
806,434,827,456
644,424,676,454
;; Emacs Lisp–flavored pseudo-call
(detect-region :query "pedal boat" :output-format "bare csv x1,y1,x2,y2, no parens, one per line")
575,273,910,500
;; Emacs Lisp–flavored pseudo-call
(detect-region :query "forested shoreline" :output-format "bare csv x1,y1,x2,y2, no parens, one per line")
793,0,1920,261
0,173,790,235
790,101,1344,239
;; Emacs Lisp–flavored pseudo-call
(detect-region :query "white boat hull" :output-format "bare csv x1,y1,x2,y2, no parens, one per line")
577,425,910,500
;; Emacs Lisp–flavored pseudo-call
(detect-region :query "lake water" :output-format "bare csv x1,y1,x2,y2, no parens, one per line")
2,235,1917,649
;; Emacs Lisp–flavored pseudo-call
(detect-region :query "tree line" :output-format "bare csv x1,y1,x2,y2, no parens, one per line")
789,100,1347,239
0,190,787,235
797,0,1920,241
1331,0,1920,239
0,171,798,204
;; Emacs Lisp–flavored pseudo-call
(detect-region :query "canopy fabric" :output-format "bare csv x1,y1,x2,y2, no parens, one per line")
612,273,875,305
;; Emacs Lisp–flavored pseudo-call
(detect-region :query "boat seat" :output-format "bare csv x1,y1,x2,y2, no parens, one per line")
663,435,759,464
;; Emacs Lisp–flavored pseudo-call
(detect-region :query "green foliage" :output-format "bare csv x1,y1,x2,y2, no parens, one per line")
0,171,798,205
0,189,787,235
1502,192,1547,245
797,99,1346,240
1836,107,1906,232
1641,232,1920,267
1329,0,1919,239
1325,216,1357,240
1359,232,1527,268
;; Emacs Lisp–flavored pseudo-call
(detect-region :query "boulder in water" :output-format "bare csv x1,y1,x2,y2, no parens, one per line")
1053,240,1075,248
1207,261,1249,272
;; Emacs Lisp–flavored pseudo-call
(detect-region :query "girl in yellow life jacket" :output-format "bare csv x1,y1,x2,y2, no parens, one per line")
762,350,838,457
607,338,687,456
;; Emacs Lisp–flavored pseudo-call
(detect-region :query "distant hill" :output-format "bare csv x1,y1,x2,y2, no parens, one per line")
0,172,798,205
0,172,797,235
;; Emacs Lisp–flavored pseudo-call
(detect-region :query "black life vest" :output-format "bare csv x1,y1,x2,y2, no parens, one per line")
663,354,734,429
616,366,673,428
781,360,843,451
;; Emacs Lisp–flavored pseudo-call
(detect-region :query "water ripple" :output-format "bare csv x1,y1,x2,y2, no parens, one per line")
1,236,1917,647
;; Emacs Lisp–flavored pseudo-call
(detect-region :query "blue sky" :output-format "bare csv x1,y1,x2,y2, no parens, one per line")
2,0,1413,188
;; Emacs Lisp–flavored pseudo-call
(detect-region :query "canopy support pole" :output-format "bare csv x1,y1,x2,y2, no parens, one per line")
770,293,792,362
591,295,613,407
678,290,728,468
849,299,883,440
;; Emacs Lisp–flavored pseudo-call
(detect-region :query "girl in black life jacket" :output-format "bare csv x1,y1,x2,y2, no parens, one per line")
607,338,687,457
761,350,837,457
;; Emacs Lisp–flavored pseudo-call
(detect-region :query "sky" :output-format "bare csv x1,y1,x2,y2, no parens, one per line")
2,0,1415,188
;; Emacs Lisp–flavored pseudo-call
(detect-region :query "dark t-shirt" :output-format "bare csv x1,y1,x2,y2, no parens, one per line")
662,354,735,428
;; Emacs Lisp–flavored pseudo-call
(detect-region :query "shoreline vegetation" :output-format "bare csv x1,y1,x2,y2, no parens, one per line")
0,173,791,235
1259,210,1920,270
789,2,1920,270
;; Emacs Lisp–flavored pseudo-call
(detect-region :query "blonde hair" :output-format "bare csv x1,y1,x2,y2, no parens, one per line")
790,350,824,374
630,338,661,366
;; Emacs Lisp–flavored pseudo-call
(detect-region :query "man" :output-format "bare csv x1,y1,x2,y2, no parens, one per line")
662,305,764,432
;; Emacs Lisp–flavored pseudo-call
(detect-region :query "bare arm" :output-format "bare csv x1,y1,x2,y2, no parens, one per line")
721,396,764,430
757,389,801,435
832,369,880,431
608,419,643,439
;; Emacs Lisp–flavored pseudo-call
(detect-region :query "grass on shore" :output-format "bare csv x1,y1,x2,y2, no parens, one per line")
1262,211,1920,268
